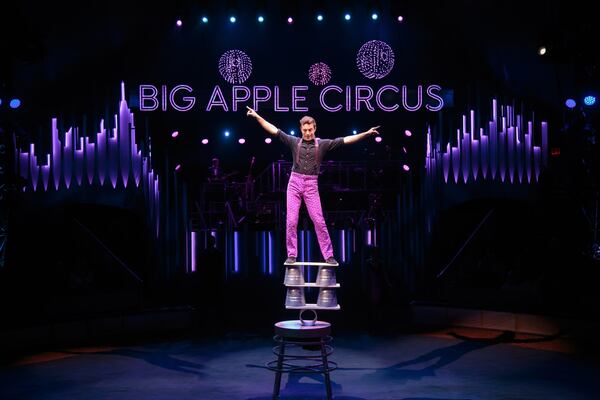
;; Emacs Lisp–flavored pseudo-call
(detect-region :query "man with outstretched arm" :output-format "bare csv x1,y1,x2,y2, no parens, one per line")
246,106,380,265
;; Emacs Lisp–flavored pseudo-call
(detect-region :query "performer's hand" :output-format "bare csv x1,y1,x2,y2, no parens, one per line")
246,106,257,118
366,126,380,136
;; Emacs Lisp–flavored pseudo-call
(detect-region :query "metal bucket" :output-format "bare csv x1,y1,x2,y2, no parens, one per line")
316,288,338,307
284,265,305,286
316,266,336,286
285,287,306,307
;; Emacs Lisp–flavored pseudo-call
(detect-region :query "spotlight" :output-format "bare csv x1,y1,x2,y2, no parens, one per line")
352,130,357,135
317,14,324,21
175,164,181,171
265,137,272,144
371,13,378,20
287,17,293,24
202,138,209,144
344,13,351,21
0,99,2,106
402,147,407,153
404,129,412,137
584,95,596,106
375,136,382,143
397,16,404,22
258,15,264,23
171,131,179,138
201,16,208,23
224,130,230,137
229,16,236,23
238,138,246,144
9,99,21,109
176,19,182,27
403,164,410,171
537,46,547,56
290,130,295,135
565,99,576,109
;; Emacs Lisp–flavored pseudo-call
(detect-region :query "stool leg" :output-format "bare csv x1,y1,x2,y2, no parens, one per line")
273,340,285,399
320,339,332,400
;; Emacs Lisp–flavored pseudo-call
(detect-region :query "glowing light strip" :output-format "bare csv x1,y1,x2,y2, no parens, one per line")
427,99,548,184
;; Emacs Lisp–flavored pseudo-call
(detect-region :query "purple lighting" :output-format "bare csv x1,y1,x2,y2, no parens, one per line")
375,136,382,143
308,62,332,86
405,129,412,137
403,164,410,171
16,84,160,232
175,164,181,171
171,131,179,138
287,17,293,24
426,99,548,184
191,232,197,272
176,19,182,27
201,138,209,144
218,49,253,84
265,137,272,144
238,138,246,144
356,40,395,79
234,231,240,272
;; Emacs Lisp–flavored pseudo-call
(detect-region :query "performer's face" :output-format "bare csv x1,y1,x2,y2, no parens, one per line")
301,123,316,141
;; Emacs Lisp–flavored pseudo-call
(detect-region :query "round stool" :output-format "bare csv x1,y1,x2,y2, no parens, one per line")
266,320,337,399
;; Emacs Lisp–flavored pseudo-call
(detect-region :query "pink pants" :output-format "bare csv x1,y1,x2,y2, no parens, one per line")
286,172,333,259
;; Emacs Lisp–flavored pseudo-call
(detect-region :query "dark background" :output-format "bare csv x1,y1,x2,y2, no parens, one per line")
1,0,599,336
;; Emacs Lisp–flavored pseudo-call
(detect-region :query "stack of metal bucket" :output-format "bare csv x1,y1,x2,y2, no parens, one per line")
284,263,339,309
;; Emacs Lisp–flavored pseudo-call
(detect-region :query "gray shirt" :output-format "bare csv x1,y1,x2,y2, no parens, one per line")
277,129,345,176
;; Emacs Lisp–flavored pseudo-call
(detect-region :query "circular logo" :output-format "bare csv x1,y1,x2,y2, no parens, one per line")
308,62,332,86
356,40,395,79
218,50,253,84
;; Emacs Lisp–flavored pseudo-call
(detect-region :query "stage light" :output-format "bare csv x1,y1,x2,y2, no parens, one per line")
0,99,2,106
375,136,382,143
403,164,410,171
201,16,208,23
290,129,295,135
344,13,351,21
352,130,357,135
224,130,230,137
238,138,246,144
9,99,20,109
565,99,576,108
176,19,182,27
404,129,412,137
402,146,407,153
175,164,181,171
397,16,404,22
584,95,596,106
537,46,547,56
229,16,236,23
201,138,209,144
258,15,264,23
265,137,272,144
317,14,324,21
287,17,293,24
171,131,179,138
371,13,378,20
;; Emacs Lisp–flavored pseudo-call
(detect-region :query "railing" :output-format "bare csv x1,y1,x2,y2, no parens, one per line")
253,160,408,195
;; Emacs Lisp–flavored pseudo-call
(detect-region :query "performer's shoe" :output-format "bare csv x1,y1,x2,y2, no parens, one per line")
284,256,297,265
326,257,339,266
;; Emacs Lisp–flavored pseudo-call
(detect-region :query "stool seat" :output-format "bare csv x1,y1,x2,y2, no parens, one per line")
269,320,335,399
274,320,331,339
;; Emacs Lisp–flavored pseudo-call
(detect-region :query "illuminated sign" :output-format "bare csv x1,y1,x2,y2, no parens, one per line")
139,41,446,113
139,84,445,112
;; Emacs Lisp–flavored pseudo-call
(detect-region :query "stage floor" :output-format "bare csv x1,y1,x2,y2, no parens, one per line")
1,327,598,400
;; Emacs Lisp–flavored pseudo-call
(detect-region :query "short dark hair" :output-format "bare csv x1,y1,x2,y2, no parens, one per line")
299,115,316,128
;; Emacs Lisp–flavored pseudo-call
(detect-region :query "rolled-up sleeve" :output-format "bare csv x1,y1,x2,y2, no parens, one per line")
327,137,345,152
278,129,298,149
